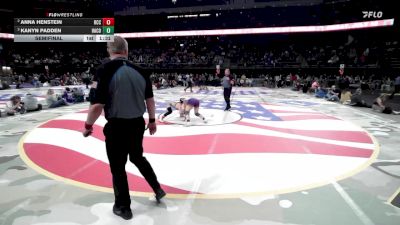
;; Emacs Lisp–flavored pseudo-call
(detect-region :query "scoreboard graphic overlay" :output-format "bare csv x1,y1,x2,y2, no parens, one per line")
14,14,114,42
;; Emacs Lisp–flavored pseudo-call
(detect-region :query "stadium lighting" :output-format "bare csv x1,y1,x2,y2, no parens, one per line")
0,33,14,39
118,18,394,38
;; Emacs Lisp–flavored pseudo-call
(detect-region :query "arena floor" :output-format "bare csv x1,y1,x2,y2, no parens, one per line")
0,86,399,225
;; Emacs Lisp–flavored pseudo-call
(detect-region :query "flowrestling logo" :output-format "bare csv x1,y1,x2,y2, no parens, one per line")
362,11,383,19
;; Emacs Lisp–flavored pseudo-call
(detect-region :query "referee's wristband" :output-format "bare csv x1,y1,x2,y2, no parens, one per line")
85,123,93,130
149,118,156,123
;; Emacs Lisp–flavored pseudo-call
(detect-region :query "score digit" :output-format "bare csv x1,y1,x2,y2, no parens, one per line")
102,18,114,26
102,26,114,34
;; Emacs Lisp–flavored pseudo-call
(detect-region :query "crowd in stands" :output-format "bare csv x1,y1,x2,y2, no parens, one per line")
151,73,222,90
0,71,92,90
0,33,387,93
2,32,386,77
123,35,382,69
10,49,104,70
0,29,395,98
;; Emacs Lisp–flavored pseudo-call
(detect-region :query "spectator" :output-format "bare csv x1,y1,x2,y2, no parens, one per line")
240,74,246,86
24,93,42,112
72,87,85,103
32,75,40,87
82,72,91,89
246,78,253,87
390,74,400,99
349,88,370,107
62,87,75,103
161,77,168,89
310,80,320,93
340,90,352,104
5,95,25,115
184,75,193,92
0,80,10,90
381,78,392,92
325,85,340,101
46,89,67,108
315,87,327,98
372,94,400,114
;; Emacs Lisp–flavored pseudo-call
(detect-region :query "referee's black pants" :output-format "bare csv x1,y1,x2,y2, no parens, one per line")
104,117,161,208
223,87,232,109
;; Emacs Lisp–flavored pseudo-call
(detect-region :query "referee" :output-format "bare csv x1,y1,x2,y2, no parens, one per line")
222,68,234,110
83,36,165,220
